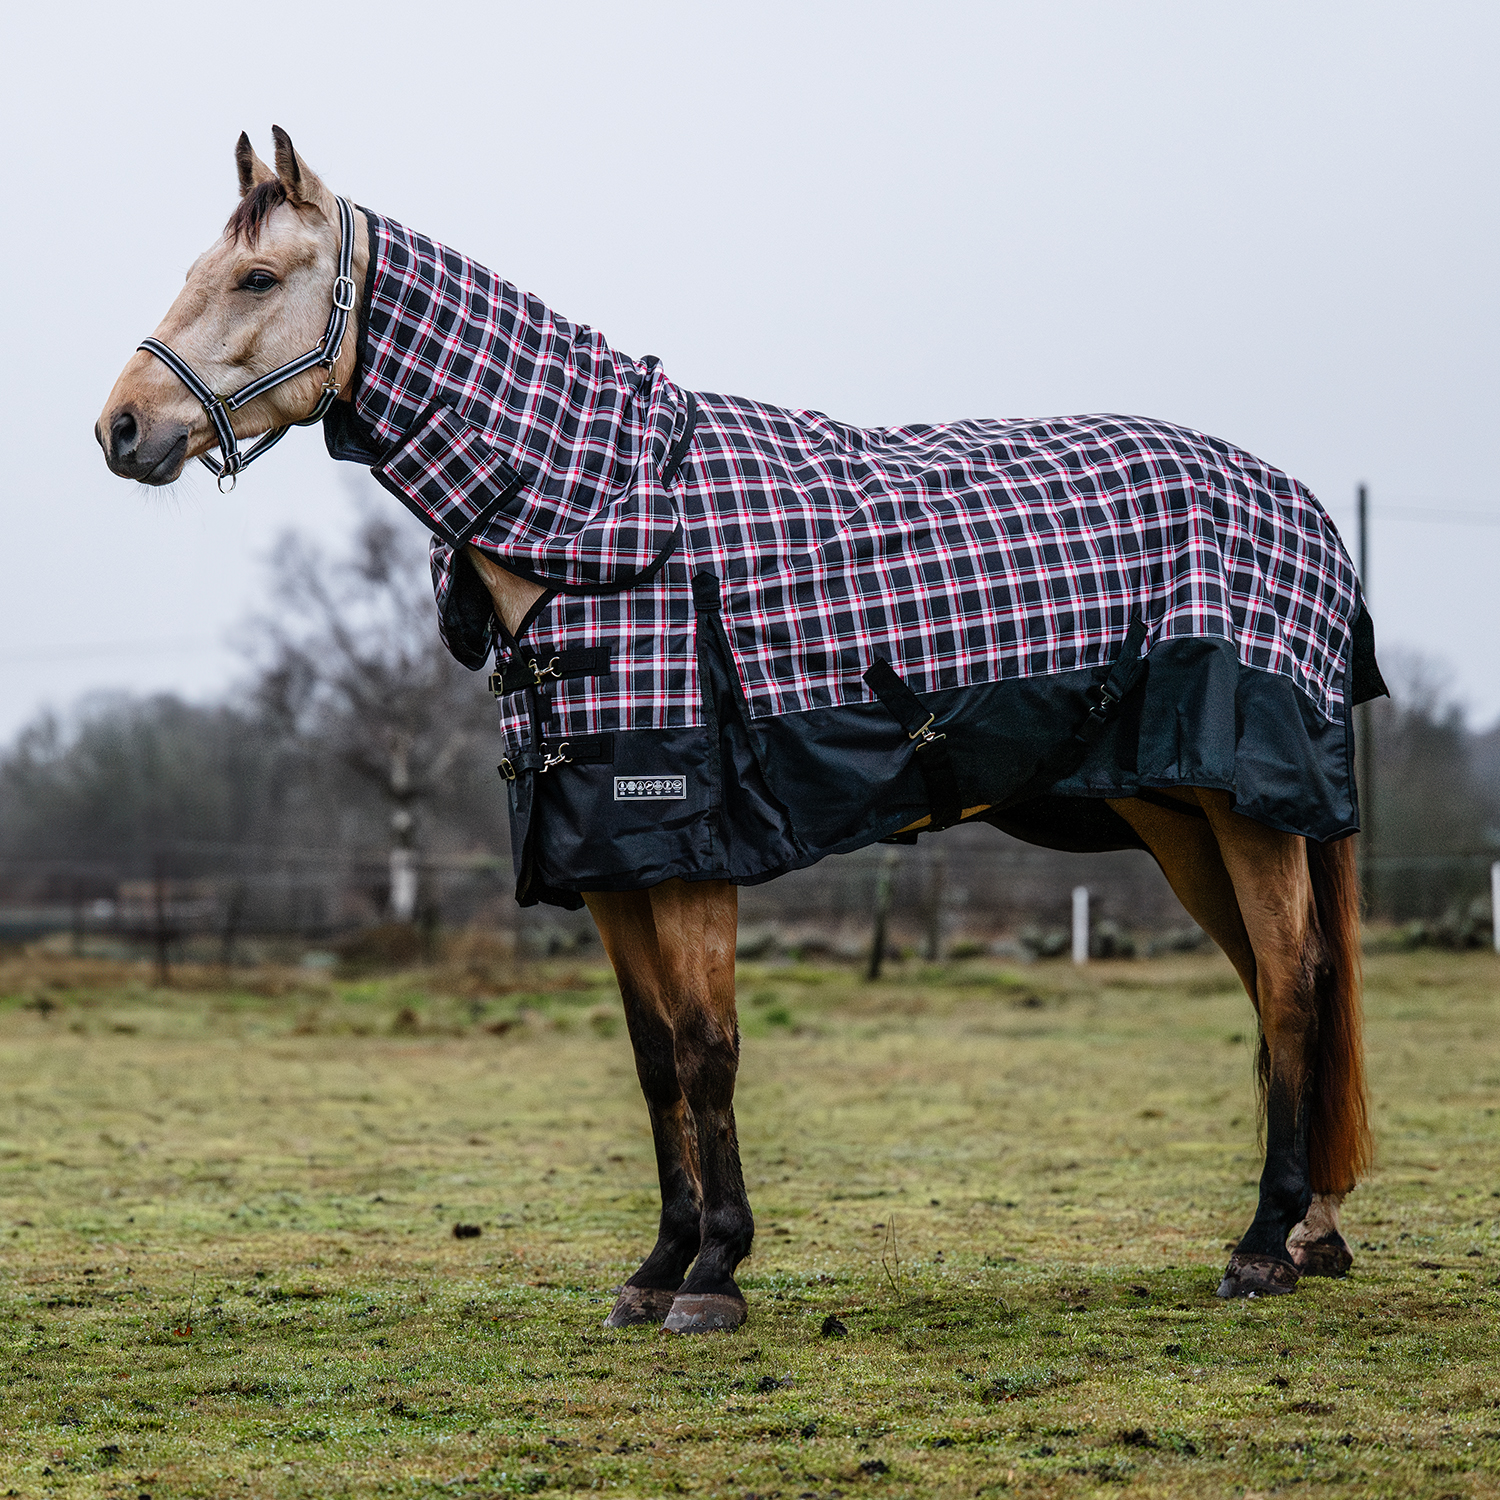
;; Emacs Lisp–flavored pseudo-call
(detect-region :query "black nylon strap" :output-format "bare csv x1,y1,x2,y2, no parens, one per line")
497,732,614,780
1072,616,1149,751
863,657,933,737
1131,786,1210,820
691,570,721,612
488,645,613,697
1001,616,1151,805
864,616,1152,836
660,391,698,490
863,657,965,831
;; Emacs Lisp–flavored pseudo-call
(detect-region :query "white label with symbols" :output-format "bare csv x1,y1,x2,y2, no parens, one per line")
613,776,688,801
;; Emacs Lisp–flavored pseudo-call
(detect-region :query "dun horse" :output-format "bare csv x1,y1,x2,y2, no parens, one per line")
98,130,1378,1333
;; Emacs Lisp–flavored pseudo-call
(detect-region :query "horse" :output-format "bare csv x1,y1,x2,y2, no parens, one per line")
97,128,1376,1333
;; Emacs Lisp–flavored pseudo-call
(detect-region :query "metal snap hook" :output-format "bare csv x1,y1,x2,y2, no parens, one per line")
907,711,943,745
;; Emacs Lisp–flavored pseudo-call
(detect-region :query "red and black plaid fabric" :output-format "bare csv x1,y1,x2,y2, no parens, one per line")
360,214,687,587
353,213,1362,763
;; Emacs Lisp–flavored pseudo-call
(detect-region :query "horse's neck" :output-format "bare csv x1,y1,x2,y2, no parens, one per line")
466,545,546,637
331,212,540,641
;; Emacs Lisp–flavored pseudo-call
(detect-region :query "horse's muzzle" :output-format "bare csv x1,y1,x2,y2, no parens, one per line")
98,406,189,485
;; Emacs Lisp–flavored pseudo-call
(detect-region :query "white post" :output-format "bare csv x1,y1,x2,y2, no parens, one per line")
1492,861,1500,956
390,848,418,923
1072,885,1089,965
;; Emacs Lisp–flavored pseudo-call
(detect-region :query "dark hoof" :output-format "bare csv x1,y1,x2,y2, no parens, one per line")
662,1292,748,1334
604,1285,678,1328
1289,1232,1353,1279
1216,1253,1301,1299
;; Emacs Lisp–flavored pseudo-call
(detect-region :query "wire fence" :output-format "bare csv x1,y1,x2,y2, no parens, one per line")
4,821,1494,973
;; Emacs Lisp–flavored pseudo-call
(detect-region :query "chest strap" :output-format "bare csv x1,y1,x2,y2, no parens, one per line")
489,646,613,697
498,733,615,781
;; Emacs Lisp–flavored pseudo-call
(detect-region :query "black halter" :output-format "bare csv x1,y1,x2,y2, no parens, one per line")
138,195,357,492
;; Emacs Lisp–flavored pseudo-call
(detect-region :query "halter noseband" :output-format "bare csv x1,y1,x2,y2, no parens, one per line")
138,195,357,493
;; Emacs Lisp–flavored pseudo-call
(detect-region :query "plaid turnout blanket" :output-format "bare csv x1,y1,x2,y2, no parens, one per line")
326,208,1378,904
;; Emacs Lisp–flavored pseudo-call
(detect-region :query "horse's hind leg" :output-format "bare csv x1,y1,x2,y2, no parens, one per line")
1287,1191,1352,1277
1107,793,1257,993
1110,792,1355,1290
586,889,705,1327
1195,791,1326,1297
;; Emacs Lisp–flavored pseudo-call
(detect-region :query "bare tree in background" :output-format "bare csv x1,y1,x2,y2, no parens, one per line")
1364,648,1500,918
252,512,497,924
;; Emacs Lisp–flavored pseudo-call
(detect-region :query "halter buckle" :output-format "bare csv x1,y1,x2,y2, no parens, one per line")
332,275,357,312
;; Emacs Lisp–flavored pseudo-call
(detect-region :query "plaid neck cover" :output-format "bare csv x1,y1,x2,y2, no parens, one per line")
351,212,1362,759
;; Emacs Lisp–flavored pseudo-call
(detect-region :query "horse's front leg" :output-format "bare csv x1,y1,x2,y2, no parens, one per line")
586,889,705,1327
648,878,753,1333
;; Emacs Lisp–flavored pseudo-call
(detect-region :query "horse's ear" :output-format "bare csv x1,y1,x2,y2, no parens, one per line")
270,124,334,212
235,132,276,198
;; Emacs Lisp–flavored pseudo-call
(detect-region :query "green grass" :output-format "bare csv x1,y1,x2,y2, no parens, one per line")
0,945,1497,1497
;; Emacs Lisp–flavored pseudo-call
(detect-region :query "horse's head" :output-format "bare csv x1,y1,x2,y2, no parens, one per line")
96,127,365,485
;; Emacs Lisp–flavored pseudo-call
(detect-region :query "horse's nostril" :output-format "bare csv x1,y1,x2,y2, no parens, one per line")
110,410,139,460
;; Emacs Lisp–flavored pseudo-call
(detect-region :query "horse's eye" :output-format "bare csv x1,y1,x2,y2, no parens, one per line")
240,270,278,293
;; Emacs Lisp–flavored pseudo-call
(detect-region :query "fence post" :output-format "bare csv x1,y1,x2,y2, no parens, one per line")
867,849,899,981
1492,861,1500,957
151,855,171,986
1072,885,1089,965
923,848,947,963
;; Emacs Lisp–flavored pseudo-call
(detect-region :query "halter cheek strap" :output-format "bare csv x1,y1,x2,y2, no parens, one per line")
138,194,357,492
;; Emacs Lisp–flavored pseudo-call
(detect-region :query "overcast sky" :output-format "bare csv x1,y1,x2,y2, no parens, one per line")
2,0,1496,744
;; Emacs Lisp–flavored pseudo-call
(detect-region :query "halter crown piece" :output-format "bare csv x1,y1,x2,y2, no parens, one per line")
137,196,357,493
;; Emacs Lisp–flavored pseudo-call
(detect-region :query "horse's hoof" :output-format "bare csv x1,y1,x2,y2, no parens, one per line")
1216,1253,1301,1299
662,1292,748,1334
604,1285,678,1328
1289,1232,1353,1279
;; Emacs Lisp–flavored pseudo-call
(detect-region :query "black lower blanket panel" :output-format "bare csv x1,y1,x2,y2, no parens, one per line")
511,631,1372,911
322,206,1386,908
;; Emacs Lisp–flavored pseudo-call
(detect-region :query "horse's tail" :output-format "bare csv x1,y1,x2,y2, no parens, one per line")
1302,834,1373,1193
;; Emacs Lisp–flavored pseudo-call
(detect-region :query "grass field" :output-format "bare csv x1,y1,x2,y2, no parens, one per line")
0,942,1497,1498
